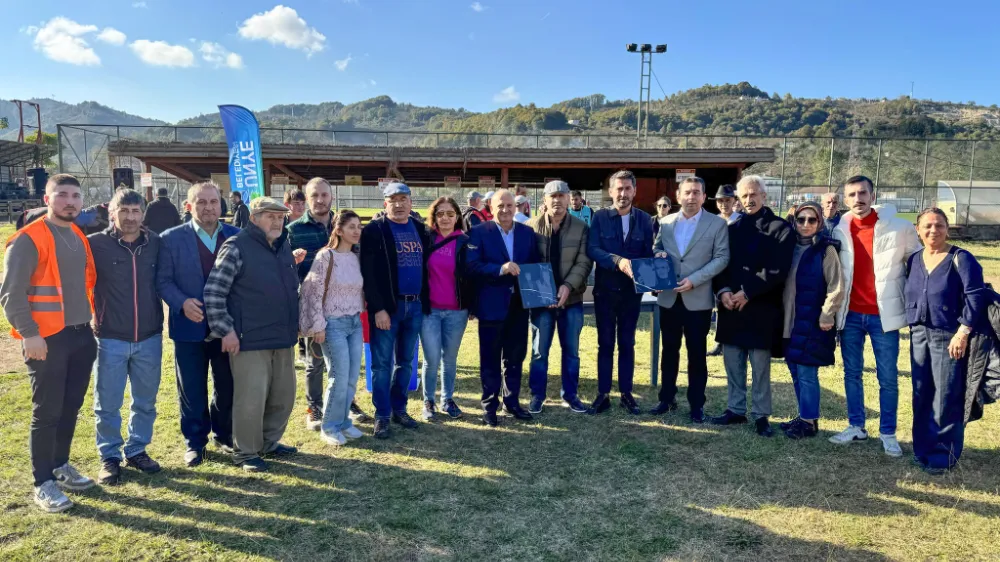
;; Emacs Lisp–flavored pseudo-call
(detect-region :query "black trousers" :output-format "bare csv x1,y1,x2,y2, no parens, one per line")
594,291,642,394
479,298,529,412
27,325,97,486
174,339,234,451
303,337,326,412
658,297,712,409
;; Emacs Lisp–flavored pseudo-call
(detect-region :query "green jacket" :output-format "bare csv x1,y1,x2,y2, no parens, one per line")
528,213,593,306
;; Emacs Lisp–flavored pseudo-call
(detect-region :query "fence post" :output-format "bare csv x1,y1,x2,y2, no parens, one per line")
827,137,835,191
874,138,882,198
778,137,787,216
57,125,64,173
965,140,977,227
174,127,178,142
919,140,929,211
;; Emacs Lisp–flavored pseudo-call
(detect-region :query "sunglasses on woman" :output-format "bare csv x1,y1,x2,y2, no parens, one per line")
795,216,818,225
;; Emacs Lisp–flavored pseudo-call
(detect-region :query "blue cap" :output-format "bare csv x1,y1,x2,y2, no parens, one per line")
383,182,411,198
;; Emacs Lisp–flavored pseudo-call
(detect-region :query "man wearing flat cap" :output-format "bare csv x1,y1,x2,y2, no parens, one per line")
204,197,300,472
526,181,593,414
360,182,431,439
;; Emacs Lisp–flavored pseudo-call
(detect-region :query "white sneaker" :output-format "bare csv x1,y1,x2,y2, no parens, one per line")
52,463,94,491
828,425,869,445
321,430,347,446
34,480,73,513
880,434,903,457
342,426,364,440
305,411,322,432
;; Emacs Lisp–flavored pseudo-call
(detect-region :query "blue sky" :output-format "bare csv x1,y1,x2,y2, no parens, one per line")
4,0,999,122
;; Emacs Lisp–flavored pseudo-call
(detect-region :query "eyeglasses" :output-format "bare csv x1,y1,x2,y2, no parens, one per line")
657,204,670,208
795,216,819,225
435,211,457,218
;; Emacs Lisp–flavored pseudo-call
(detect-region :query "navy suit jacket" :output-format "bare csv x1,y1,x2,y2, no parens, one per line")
157,220,241,342
587,207,655,294
466,220,539,322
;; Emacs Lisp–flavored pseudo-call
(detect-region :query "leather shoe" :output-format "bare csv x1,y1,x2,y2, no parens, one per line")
709,410,749,425
184,447,205,467
483,410,499,427
649,401,678,415
589,393,610,415
690,408,705,423
502,403,533,420
755,417,774,437
620,393,641,415
374,418,390,439
267,443,298,457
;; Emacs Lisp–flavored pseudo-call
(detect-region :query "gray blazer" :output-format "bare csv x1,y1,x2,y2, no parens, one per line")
652,210,730,311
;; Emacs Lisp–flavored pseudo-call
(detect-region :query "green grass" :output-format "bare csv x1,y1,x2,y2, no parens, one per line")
2,224,1000,560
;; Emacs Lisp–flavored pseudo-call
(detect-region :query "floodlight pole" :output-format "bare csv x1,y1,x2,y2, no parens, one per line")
627,45,665,147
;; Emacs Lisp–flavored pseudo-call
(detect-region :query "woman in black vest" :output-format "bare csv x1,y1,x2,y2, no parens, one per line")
780,201,845,439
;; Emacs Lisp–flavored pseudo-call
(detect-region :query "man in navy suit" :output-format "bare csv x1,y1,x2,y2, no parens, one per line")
157,182,240,467
466,190,540,426
586,170,655,415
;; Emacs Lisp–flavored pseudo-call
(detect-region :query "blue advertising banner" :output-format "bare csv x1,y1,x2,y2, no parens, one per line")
218,105,264,202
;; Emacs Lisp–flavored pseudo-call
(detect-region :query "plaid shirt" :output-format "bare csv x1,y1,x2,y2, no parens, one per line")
203,238,243,340
286,211,332,283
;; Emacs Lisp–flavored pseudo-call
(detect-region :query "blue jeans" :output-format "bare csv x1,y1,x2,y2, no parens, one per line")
320,315,364,433
420,308,469,403
93,335,163,461
840,311,900,435
528,303,584,400
370,301,423,419
786,360,821,420
910,325,966,469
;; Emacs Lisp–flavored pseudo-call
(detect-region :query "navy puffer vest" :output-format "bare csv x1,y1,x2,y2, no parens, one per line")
786,238,838,366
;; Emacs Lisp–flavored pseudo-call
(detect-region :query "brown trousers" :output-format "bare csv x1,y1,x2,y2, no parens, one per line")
230,347,296,463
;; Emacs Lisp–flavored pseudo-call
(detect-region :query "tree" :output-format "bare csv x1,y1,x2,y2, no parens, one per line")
26,131,59,169
0,117,7,130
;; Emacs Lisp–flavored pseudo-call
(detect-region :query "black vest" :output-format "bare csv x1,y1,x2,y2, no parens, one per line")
227,223,299,351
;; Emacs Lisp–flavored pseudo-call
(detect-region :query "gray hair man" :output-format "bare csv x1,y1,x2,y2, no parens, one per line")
650,177,730,423
526,181,594,415
204,197,300,472
821,192,842,232
514,195,531,223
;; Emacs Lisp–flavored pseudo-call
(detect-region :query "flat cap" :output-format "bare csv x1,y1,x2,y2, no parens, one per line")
467,190,484,200
249,197,289,215
543,180,570,195
715,184,737,199
383,182,411,197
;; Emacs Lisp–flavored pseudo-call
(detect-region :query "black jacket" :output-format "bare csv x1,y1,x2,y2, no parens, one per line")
87,227,163,342
423,231,473,314
231,201,250,229
714,207,795,353
143,196,181,234
360,216,431,317
965,294,1000,424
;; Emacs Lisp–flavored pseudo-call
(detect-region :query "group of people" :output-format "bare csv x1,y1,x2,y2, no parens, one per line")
3,168,992,515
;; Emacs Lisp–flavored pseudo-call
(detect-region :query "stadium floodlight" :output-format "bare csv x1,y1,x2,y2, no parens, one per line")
625,42,667,144
655,44,667,53
626,43,638,52
640,44,652,52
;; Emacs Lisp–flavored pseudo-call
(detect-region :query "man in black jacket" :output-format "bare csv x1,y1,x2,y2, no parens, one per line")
230,191,250,229
360,182,430,439
87,189,164,485
143,187,181,234
710,175,795,437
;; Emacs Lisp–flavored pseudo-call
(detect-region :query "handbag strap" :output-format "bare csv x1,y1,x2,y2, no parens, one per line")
321,249,336,308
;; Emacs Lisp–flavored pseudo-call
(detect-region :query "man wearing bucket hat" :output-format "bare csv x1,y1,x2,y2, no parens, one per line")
204,197,300,472
360,182,431,439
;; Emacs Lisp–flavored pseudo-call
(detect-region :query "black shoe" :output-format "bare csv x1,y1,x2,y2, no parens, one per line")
503,403,533,420
212,437,235,455
99,458,122,485
707,344,722,356
443,399,463,419
563,396,589,413
649,401,678,415
350,401,372,423
483,410,499,427
755,417,774,437
184,447,206,467
784,418,818,439
528,396,545,414
779,417,801,431
374,418,391,439
125,452,162,474
690,408,706,423
709,410,749,425
391,411,419,428
239,457,268,472
620,393,641,415
267,443,298,457
589,393,610,415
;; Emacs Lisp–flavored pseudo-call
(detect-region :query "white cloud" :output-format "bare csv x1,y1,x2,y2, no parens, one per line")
200,41,243,69
369,79,376,86
130,39,195,67
132,1,147,7
334,54,352,71
96,27,126,46
238,5,325,55
471,2,486,12
30,17,101,66
493,86,520,103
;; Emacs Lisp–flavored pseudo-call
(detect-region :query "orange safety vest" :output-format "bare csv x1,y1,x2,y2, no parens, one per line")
6,218,96,339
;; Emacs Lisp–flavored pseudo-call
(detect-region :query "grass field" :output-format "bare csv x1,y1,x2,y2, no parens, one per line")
2,223,1000,561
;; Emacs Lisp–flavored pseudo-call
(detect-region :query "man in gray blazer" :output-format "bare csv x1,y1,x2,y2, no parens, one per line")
648,177,729,422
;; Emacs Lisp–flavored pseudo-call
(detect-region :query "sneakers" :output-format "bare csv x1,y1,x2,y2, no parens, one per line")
342,426,364,440
374,418,391,439
391,411,419,428
184,447,206,467
99,458,122,486
305,408,323,431
443,399,463,419
829,425,869,445
880,434,903,457
784,418,819,439
52,463,95,491
350,402,372,423
34,480,73,513
125,452,162,474
422,400,437,421
563,396,589,414
528,396,545,414
240,457,268,472
321,430,347,446
779,417,801,431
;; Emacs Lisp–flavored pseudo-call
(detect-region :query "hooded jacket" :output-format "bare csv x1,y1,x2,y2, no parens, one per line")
87,226,163,342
